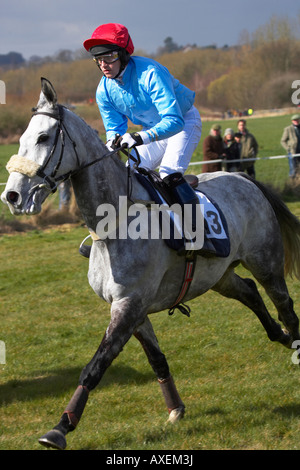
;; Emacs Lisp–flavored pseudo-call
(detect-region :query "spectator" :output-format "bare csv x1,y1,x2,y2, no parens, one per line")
280,114,300,178
237,119,258,178
222,128,241,172
235,132,243,163
202,124,224,173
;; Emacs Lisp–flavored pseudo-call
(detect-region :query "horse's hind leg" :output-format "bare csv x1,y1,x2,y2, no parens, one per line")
213,268,291,346
134,317,185,423
242,246,300,346
257,275,300,346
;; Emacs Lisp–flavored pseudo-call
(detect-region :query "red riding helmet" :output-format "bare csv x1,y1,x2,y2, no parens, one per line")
83,23,134,55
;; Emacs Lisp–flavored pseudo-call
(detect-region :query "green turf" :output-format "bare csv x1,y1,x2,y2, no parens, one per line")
1,114,300,450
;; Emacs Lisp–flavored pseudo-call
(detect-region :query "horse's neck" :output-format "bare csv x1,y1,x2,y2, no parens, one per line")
71,135,128,231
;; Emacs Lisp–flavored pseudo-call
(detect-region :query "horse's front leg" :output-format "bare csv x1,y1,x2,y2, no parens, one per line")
38,298,145,450
134,317,185,423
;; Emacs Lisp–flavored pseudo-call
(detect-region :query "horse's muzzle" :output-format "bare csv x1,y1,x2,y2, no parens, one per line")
1,184,46,215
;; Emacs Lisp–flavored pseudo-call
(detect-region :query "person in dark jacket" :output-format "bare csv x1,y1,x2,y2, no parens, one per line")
281,114,300,177
202,124,224,173
222,128,241,172
237,119,258,178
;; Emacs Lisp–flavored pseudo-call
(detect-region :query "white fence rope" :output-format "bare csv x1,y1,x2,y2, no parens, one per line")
0,153,300,186
188,153,300,166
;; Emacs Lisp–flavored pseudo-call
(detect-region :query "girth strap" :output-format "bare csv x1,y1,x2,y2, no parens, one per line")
168,255,196,317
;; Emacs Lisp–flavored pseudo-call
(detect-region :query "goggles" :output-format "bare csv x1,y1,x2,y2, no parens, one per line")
93,51,119,65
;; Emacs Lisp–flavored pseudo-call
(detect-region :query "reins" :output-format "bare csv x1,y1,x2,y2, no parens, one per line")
70,141,140,202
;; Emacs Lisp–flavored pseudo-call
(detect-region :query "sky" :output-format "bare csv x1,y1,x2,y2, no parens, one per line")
0,0,299,59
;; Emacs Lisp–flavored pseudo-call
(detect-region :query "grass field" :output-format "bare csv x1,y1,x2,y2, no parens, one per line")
1,113,300,451
1,228,300,450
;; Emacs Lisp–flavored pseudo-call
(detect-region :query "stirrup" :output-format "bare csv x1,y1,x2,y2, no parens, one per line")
79,235,92,258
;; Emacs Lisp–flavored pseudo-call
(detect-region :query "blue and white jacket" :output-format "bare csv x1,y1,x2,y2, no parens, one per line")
96,56,195,142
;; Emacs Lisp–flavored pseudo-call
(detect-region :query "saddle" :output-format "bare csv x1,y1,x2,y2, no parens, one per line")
136,167,198,205
135,168,230,258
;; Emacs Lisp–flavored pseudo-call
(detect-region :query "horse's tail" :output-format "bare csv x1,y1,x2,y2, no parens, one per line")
239,173,300,279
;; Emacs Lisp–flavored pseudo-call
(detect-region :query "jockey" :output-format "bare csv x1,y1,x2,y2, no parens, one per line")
81,23,214,257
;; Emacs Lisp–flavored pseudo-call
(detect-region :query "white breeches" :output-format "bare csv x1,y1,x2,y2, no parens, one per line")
131,106,202,178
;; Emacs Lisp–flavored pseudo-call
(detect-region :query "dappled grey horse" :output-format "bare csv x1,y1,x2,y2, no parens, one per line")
2,78,300,450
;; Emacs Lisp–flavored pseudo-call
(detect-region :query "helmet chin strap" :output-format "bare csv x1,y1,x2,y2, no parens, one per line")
114,63,127,80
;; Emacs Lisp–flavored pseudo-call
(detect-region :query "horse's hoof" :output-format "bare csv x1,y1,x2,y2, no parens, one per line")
168,405,185,424
281,329,293,348
38,429,67,450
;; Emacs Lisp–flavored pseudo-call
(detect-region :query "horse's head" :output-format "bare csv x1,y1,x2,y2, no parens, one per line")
1,78,81,215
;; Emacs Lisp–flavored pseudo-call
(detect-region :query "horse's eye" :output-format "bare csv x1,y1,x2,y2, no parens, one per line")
37,134,49,144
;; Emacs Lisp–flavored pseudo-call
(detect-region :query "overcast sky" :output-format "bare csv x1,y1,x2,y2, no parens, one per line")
1,0,299,59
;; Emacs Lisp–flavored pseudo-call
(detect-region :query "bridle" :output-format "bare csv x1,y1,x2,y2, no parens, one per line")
31,104,140,195
31,104,79,193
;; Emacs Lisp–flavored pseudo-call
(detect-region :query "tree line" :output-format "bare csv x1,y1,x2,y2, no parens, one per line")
0,15,299,133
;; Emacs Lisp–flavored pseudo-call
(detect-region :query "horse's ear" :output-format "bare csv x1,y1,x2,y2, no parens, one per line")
37,77,57,108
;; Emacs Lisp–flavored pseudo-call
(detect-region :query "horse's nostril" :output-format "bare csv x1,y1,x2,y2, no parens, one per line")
7,191,20,205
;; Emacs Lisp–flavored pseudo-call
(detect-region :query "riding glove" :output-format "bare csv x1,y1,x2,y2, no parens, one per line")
108,131,152,150
106,133,122,151
120,132,144,148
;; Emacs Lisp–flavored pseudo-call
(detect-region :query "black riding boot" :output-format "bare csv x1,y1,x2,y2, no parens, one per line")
163,172,216,257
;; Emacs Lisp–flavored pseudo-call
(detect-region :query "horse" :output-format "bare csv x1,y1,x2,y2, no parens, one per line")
2,78,300,450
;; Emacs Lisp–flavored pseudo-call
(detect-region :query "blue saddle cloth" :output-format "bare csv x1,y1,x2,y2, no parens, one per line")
135,172,230,257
